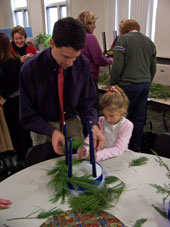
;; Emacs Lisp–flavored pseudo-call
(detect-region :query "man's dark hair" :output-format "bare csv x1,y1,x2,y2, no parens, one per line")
52,17,86,50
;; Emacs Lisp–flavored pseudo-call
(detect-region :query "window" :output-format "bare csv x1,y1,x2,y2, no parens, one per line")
10,0,29,27
114,0,158,41
44,0,67,34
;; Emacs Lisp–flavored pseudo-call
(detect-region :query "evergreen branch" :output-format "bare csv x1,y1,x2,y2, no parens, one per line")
163,194,169,204
133,219,147,227
47,158,126,214
149,83,170,100
48,159,100,203
36,207,63,218
104,176,120,184
109,182,126,202
68,190,112,214
129,157,148,167
150,183,170,204
7,207,63,221
48,160,70,203
152,204,169,219
150,150,170,202
67,175,97,192
68,181,125,214
7,217,36,221
62,138,87,153
71,138,88,149
151,150,170,178
49,182,70,204
150,184,170,195
151,150,170,221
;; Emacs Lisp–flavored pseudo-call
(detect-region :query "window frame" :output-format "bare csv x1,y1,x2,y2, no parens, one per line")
114,0,158,42
10,0,29,27
14,7,29,27
44,0,67,35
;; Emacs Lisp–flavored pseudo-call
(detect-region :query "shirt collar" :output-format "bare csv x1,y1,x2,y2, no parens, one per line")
46,47,60,70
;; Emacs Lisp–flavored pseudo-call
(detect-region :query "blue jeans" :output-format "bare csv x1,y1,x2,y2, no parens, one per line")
120,83,150,152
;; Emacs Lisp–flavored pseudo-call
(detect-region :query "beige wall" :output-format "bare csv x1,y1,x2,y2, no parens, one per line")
70,0,108,51
155,0,170,58
0,0,170,58
27,0,45,36
0,0,13,28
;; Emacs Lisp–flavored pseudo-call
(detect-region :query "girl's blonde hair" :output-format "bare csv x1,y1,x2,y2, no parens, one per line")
99,86,129,116
77,11,98,31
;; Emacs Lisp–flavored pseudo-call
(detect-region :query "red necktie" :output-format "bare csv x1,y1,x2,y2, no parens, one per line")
58,67,65,130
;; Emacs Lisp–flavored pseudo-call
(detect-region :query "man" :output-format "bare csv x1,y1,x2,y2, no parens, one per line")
19,17,104,156
110,19,156,153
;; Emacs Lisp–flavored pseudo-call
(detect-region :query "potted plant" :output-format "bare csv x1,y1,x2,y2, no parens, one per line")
35,32,52,51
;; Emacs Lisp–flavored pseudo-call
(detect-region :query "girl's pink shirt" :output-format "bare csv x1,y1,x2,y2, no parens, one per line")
85,116,133,161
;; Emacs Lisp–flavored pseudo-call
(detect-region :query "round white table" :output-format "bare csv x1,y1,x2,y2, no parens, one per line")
0,151,170,227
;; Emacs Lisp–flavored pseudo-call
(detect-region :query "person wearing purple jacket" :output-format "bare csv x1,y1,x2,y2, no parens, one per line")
77,11,113,89
19,17,104,156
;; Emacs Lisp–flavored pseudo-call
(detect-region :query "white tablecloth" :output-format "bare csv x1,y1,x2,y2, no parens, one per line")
0,151,170,227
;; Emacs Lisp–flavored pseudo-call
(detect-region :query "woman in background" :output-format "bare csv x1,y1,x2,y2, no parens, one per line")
11,25,37,63
0,32,32,162
111,19,127,48
77,11,113,90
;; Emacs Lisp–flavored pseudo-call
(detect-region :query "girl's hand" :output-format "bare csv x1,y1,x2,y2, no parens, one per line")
77,147,87,160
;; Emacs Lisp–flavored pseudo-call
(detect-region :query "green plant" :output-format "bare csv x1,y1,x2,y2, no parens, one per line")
47,159,126,214
35,32,52,47
149,83,170,100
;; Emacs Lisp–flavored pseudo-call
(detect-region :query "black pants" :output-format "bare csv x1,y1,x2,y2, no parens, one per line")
120,83,150,152
3,96,32,161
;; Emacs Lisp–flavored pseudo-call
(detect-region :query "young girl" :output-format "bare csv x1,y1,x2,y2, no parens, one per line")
77,85,133,161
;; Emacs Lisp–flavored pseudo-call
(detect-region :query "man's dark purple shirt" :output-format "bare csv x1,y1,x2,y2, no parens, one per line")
19,47,98,137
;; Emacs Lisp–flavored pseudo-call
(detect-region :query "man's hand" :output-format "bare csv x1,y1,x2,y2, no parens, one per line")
52,129,65,155
0,198,12,209
92,125,104,151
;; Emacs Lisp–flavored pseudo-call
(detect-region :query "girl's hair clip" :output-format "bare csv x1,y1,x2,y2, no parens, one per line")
107,85,124,95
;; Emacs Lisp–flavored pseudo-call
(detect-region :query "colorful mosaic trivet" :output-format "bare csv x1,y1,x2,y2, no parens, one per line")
40,210,125,227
